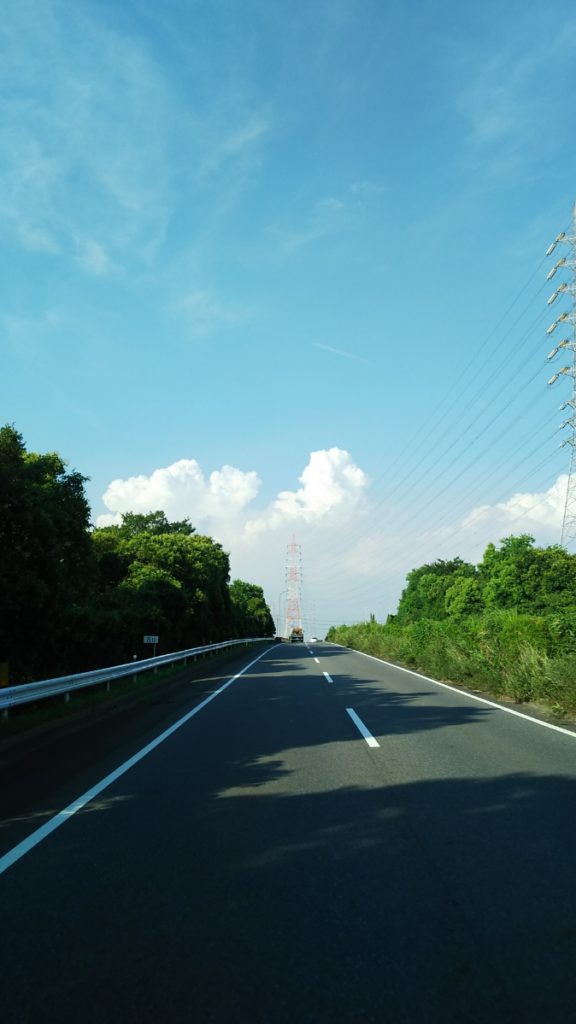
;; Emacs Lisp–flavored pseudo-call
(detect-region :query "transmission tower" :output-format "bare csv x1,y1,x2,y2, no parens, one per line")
546,203,576,548
284,536,303,636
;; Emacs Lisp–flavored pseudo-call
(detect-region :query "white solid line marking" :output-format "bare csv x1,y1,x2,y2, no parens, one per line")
334,646,576,740
323,671,333,684
314,657,320,664
0,645,277,877
346,707,380,747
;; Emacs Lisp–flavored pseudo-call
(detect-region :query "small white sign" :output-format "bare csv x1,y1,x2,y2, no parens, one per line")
143,635,159,644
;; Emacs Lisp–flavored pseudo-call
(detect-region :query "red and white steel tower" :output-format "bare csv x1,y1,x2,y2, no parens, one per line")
284,536,303,636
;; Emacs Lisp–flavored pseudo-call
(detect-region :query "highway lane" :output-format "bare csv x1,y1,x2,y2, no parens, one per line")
0,646,279,859
2,641,576,1022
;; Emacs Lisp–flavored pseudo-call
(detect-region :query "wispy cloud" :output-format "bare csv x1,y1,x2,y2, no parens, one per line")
201,115,270,174
0,3,175,271
348,180,387,199
313,342,371,364
456,19,576,178
273,196,348,252
74,237,115,275
174,289,248,337
0,3,272,275
3,308,66,359
272,180,386,253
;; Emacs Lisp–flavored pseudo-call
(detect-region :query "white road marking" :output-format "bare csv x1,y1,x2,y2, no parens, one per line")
323,671,333,684
339,646,576,740
346,707,380,747
0,645,276,877
314,657,320,664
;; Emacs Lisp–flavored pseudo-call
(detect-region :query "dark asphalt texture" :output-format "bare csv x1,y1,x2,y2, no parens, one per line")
2,642,576,1023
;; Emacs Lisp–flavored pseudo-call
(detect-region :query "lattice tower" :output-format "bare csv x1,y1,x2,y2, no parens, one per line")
546,203,576,548
284,536,303,636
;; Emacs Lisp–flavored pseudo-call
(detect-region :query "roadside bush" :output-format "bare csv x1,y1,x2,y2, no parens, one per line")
539,654,576,716
500,643,551,703
328,610,576,716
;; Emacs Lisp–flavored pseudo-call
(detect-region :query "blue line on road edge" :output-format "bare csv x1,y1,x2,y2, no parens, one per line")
0,644,277,877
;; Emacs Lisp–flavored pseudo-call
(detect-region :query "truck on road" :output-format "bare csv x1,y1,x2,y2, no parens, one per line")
289,627,304,643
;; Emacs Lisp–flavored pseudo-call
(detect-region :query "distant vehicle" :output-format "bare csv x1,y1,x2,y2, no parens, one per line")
310,637,318,643
289,627,304,643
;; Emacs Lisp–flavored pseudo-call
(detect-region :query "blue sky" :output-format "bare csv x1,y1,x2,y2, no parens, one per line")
3,0,576,634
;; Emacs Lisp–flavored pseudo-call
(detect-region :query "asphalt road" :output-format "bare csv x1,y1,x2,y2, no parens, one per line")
2,641,576,1023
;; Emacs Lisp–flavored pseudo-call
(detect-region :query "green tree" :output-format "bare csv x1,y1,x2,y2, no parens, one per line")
479,535,576,614
90,521,235,657
480,535,535,610
396,557,476,624
229,580,275,637
0,425,93,681
526,545,576,612
444,576,483,619
118,564,186,647
113,510,195,539
1,427,276,680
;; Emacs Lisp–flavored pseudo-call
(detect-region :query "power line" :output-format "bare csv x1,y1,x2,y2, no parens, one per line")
304,219,575,622
310,249,555,564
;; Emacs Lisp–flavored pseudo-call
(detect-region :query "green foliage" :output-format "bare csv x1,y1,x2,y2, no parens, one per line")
544,654,576,715
229,580,275,638
0,425,93,680
89,524,236,658
328,533,576,718
328,610,576,716
479,535,576,613
112,510,195,539
1,427,274,683
325,606,573,712
394,536,576,627
444,576,483,619
396,557,476,624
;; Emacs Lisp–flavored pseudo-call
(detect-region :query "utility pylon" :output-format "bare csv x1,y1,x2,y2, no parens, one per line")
284,536,303,637
546,203,576,548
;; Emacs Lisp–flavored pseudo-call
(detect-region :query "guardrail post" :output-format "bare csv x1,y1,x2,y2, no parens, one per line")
64,692,70,704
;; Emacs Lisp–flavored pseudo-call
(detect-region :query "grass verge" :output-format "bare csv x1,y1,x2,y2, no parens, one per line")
327,614,576,721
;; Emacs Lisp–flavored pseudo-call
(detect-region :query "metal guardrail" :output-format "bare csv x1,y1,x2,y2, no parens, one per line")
0,638,271,714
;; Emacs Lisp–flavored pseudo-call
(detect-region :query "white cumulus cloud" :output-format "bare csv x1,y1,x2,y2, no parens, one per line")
98,459,261,527
96,448,369,539
245,448,368,537
462,475,566,536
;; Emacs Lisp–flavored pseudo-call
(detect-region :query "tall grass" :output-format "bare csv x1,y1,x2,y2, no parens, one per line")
327,611,576,717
